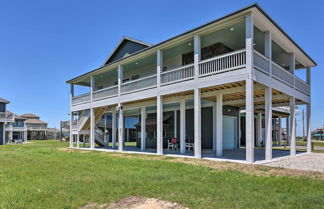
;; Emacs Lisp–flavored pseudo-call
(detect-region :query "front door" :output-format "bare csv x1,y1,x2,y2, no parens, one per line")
223,116,237,149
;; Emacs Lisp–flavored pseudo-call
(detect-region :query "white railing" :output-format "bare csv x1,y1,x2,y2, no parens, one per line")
72,93,91,105
93,85,118,101
27,126,48,131
0,112,14,121
271,62,294,87
6,126,27,131
295,77,310,95
254,50,270,74
199,49,246,76
121,74,157,93
161,64,194,84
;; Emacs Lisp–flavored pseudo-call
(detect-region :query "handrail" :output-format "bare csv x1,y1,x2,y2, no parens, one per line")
160,64,194,75
199,49,246,64
93,85,118,93
254,50,270,61
73,92,90,99
295,76,310,87
272,62,292,77
121,74,157,86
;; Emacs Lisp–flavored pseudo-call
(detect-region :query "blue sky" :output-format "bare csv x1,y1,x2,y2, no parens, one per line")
0,0,323,134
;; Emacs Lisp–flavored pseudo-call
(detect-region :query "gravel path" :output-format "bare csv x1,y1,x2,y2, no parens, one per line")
264,153,324,173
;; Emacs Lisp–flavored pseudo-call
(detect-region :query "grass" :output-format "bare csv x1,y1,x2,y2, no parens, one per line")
1,140,324,209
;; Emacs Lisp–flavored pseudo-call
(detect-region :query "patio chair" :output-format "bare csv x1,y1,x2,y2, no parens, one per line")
167,139,173,150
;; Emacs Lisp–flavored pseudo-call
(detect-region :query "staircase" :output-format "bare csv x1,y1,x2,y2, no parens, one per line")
95,128,108,147
73,107,108,147
82,107,107,131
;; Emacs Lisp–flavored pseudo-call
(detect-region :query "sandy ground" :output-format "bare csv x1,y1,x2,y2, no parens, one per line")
79,196,187,209
264,153,324,173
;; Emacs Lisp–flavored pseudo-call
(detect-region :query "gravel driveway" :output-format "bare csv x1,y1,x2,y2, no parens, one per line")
264,153,324,173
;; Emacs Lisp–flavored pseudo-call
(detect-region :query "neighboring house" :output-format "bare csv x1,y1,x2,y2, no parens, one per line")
20,114,48,140
66,4,315,163
0,98,14,145
312,128,324,140
5,111,28,142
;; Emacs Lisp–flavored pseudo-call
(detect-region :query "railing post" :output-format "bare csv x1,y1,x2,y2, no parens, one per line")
90,76,94,103
245,13,254,75
194,35,201,79
118,65,123,96
265,31,272,76
157,49,162,87
289,53,295,88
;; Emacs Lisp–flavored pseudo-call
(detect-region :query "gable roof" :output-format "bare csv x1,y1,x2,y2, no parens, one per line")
102,36,152,66
67,3,317,84
0,97,10,104
20,113,39,118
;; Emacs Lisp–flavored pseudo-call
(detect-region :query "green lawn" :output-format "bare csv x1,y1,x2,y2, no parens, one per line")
1,140,324,209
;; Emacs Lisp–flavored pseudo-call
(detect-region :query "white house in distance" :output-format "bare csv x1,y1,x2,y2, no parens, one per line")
66,4,316,163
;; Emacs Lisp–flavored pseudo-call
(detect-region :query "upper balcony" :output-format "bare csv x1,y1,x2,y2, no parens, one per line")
0,112,15,123
70,18,312,108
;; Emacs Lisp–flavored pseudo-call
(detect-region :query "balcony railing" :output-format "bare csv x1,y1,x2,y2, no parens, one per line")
72,93,91,105
295,77,310,95
161,64,194,84
0,112,15,122
199,49,246,76
6,125,27,131
254,50,270,74
71,48,310,106
253,50,310,96
271,62,294,87
121,74,157,94
93,85,118,101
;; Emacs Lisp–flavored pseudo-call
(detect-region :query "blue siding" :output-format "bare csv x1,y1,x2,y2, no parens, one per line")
106,40,149,64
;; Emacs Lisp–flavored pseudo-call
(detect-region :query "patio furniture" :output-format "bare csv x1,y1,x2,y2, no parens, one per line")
185,138,194,150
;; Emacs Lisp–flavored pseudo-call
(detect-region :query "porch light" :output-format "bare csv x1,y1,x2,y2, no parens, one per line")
230,27,234,31
135,62,138,65
188,43,192,46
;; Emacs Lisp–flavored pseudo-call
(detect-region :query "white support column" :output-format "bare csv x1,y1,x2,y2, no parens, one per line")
180,100,186,154
157,49,162,88
77,131,80,149
194,35,201,79
216,94,223,157
289,97,296,155
69,112,73,148
118,105,124,151
90,108,95,149
212,102,216,151
245,13,254,163
112,110,116,149
69,84,74,148
194,88,201,158
265,31,272,75
278,116,282,146
24,129,27,142
156,95,163,155
174,110,177,138
286,117,290,145
118,65,123,96
141,106,146,151
265,87,272,161
257,113,262,147
306,67,312,153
